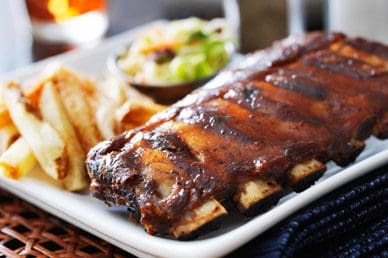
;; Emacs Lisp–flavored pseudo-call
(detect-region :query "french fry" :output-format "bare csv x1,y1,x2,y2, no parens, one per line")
0,124,19,154
95,99,116,139
100,77,165,135
101,77,131,105
40,82,89,190
25,82,42,110
0,137,37,179
0,105,12,128
26,67,102,152
3,82,67,180
47,68,102,152
102,76,156,106
0,85,12,128
24,65,98,110
115,100,166,132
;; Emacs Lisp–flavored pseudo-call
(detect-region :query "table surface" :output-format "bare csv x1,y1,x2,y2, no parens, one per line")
0,188,133,257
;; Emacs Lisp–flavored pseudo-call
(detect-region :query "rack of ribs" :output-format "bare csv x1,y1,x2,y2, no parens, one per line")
86,32,388,239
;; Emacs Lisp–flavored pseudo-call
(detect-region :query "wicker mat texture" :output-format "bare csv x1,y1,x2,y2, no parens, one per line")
0,189,132,258
1,166,387,257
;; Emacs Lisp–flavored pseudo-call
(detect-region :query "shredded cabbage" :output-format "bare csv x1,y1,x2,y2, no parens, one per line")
117,17,235,86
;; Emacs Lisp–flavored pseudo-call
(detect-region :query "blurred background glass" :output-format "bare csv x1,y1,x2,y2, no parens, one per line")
26,0,108,60
0,0,32,73
327,0,388,43
288,0,324,35
1,0,387,75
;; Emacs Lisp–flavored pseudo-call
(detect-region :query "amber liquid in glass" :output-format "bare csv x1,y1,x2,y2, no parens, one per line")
26,0,106,22
26,0,108,60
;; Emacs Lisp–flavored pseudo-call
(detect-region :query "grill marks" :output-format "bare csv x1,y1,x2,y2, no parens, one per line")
265,70,327,100
303,50,388,80
213,63,377,164
169,41,388,207
263,67,378,139
345,37,388,60
175,102,327,180
86,33,388,237
170,122,261,185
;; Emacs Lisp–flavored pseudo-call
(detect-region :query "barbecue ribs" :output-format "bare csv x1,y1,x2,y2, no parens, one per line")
86,32,388,238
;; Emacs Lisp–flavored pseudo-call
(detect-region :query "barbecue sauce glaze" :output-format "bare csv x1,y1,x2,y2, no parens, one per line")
87,32,388,235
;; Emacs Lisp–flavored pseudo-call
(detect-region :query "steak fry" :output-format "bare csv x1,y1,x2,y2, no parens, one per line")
86,32,388,238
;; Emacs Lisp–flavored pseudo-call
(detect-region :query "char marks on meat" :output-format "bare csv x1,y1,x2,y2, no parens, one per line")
86,32,388,237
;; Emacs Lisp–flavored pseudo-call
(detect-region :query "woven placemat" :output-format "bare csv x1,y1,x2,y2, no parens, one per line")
0,188,133,258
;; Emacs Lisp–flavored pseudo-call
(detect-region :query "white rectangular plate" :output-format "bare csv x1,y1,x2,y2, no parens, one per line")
1,22,388,258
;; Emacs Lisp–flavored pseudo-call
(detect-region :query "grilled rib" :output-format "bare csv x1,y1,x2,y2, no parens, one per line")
86,32,388,238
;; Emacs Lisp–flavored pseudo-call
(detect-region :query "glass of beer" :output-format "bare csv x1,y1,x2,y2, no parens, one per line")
25,0,108,59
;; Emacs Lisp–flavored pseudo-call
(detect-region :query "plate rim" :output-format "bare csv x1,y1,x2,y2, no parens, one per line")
1,149,387,258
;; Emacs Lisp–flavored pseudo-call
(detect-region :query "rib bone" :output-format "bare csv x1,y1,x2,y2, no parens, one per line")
287,159,326,191
234,179,284,216
172,199,227,239
234,159,325,215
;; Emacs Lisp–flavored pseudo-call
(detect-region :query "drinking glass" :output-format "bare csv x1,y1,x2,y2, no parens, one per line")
25,0,108,59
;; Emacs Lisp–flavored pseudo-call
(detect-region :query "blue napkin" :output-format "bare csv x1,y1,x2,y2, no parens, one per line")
229,165,388,258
